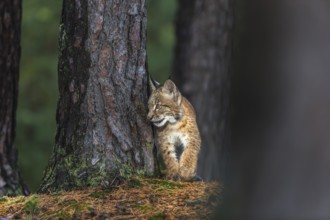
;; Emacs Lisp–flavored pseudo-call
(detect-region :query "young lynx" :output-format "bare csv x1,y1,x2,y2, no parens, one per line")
147,78,201,181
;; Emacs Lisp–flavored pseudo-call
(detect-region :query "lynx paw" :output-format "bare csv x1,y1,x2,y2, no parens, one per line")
166,174,181,181
179,167,196,181
188,175,203,182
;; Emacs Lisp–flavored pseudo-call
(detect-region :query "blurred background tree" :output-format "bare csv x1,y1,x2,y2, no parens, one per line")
17,0,61,192
173,0,234,181
17,0,176,192
147,0,176,82
0,0,28,196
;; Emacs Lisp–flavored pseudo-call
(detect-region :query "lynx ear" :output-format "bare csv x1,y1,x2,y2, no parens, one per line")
148,74,160,93
162,79,182,104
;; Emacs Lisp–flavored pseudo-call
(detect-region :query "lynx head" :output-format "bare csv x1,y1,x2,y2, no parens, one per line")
147,79,183,127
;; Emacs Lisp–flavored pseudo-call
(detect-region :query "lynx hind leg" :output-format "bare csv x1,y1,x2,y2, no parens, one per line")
179,146,199,181
160,144,180,180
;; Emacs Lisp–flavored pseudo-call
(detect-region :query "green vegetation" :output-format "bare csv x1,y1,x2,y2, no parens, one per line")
89,191,108,199
149,212,167,220
17,1,176,192
23,195,40,216
148,179,184,189
0,196,8,203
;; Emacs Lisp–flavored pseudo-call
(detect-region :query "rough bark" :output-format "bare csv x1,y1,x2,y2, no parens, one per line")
0,0,28,196
173,0,234,181
40,0,155,192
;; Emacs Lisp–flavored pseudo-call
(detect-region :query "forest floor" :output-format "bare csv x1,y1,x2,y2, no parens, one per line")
0,178,221,219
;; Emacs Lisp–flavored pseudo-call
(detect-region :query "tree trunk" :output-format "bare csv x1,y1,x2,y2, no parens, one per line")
173,0,234,181
0,0,27,196
40,0,155,193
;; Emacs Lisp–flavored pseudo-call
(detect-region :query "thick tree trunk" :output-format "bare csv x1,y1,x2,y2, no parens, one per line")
40,0,155,192
173,0,234,181
0,0,27,196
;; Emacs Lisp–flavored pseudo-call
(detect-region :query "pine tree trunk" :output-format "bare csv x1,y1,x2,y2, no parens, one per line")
0,0,27,196
173,0,234,181
40,0,155,192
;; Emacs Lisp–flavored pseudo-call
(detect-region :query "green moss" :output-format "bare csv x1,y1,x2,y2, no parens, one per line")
0,196,8,203
50,191,63,197
56,210,71,219
89,191,107,199
23,195,40,215
148,179,184,189
127,179,143,188
58,199,91,217
136,205,153,212
86,166,108,187
60,200,80,207
149,212,166,220
146,141,154,151
0,186,25,197
15,197,27,204
42,139,153,192
115,159,149,180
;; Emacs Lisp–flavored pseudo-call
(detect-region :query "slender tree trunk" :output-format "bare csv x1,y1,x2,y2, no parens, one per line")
0,0,28,196
40,0,155,193
173,0,234,181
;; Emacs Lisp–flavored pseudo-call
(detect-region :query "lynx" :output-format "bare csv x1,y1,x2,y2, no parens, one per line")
147,78,201,181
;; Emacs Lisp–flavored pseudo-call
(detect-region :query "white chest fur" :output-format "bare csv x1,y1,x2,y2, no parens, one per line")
167,132,188,149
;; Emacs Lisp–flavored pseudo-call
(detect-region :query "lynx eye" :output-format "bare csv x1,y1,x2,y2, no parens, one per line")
161,105,169,108
153,105,160,111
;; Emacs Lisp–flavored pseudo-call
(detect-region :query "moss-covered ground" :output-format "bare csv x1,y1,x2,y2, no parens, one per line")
0,178,221,219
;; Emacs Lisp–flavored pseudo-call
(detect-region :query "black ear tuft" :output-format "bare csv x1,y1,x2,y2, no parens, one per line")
148,74,160,93
153,79,161,87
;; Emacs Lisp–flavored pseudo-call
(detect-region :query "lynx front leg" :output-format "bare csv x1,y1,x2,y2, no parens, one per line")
160,143,180,180
179,144,199,181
